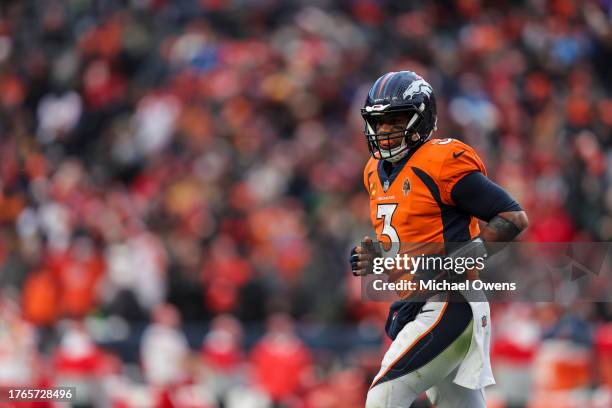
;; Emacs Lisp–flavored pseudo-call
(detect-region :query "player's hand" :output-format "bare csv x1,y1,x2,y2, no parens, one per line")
349,236,381,276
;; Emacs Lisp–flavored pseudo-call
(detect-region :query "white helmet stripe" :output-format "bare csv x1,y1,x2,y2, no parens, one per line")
406,112,419,130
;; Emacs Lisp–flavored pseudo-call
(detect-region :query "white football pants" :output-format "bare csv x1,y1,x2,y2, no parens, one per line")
366,299,486,408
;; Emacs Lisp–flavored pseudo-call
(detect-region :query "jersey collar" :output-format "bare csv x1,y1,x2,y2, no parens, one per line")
377,144,420,192
377,153,409,193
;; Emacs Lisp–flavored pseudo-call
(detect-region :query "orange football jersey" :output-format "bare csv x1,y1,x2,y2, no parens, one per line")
363,138,486,255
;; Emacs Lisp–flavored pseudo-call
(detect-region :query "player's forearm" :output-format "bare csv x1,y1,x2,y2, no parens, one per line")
479,210,528,253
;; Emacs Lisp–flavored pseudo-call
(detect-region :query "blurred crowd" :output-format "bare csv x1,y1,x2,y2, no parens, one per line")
1,0,612,407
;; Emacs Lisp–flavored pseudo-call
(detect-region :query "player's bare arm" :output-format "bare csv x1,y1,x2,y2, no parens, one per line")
481,211,529,248
446,168,529,262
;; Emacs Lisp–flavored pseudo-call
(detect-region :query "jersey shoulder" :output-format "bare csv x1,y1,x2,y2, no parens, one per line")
418,137,478,157
415,138,487,204
363,156,378,194
416,138,486,177
364,156,377,172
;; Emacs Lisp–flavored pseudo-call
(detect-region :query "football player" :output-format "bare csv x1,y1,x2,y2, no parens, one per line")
350,71,528,408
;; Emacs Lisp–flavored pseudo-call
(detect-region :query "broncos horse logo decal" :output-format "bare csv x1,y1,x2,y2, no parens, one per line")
402,79,433,100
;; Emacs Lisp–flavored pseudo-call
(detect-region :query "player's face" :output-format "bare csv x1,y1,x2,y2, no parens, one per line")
376,115,408,150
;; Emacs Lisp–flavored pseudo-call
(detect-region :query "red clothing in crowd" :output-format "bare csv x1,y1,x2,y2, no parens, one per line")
250,333,312,402
49,249,105,318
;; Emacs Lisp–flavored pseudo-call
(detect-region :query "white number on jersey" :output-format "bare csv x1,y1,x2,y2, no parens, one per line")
377,203,400,256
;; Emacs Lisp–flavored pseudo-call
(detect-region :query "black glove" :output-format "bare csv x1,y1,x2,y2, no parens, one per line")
349,237,382,276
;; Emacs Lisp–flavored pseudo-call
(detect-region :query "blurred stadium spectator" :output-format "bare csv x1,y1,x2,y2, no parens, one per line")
140,303,189,387
249,313,313,404
1,0,612,406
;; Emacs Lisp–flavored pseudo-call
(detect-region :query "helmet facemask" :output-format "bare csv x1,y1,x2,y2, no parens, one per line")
363,107,426,163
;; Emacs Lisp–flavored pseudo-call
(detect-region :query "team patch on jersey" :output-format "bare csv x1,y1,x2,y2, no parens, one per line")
402,178,411,196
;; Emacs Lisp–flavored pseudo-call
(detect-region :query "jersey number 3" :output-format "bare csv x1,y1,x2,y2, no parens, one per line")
377,204,399,256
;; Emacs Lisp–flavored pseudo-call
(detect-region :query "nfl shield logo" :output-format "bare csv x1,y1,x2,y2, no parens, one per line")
383,180,390,192
481,316,488,328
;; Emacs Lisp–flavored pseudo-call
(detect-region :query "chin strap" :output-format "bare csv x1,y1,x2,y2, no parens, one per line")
385,148,409,163
378,131,432,163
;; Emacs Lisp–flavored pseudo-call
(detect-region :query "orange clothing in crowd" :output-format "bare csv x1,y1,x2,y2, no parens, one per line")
22,269,60,325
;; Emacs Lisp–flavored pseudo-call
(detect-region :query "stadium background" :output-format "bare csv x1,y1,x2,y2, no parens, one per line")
1,0,611,407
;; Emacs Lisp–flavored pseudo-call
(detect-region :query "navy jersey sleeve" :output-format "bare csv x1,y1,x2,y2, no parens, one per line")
451,172,522,222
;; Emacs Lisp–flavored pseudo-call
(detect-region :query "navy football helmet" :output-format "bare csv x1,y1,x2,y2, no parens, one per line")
361,71,437,162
